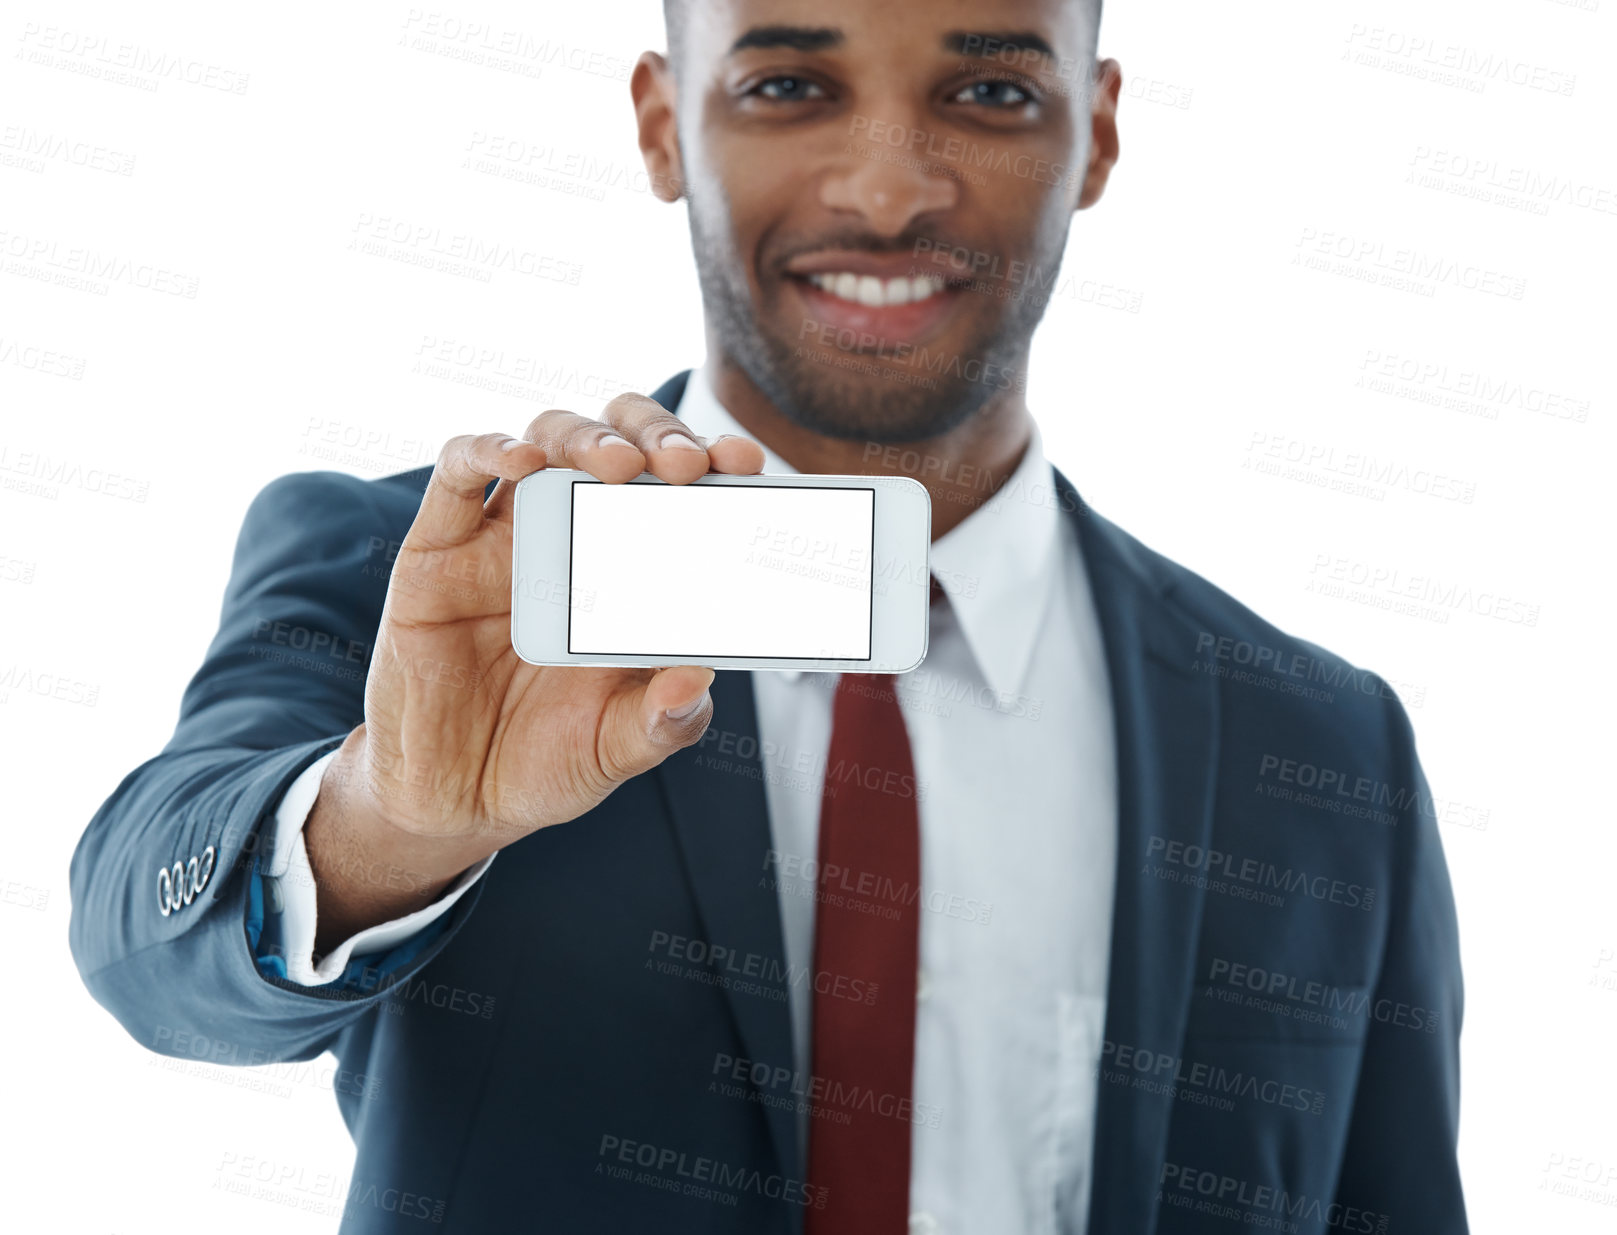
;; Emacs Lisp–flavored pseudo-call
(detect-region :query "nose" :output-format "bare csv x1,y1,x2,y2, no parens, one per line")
820,133,960,237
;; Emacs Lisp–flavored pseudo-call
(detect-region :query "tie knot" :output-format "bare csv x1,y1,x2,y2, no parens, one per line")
929,574,946,607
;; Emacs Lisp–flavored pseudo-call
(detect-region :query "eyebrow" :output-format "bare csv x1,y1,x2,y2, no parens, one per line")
728,25,844,55
943,30,1058,63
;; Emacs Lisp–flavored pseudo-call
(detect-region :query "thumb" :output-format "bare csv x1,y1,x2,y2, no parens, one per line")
598,666,716,780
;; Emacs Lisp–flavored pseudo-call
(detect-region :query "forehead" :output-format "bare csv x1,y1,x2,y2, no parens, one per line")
683,0,1094,65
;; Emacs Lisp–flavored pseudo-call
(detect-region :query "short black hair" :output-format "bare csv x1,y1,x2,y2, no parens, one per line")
661,0,1105,75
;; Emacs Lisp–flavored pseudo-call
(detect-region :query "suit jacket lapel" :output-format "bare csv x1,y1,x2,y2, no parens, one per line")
1057,468,1222,1235
647,369,802,1201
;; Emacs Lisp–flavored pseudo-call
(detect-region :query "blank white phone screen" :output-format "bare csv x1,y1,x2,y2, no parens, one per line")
568,481,875,659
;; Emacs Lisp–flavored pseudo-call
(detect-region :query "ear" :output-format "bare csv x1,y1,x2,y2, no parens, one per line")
631,51,685,203
1076,58,1122,211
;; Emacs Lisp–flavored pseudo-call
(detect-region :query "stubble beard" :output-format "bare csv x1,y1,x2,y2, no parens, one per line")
685,191,1063,445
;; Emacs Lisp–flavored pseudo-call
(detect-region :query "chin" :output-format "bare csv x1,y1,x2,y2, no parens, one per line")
770,353,996,445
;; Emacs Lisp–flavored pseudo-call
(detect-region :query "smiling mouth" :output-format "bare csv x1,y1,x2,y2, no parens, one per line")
784,265,970,346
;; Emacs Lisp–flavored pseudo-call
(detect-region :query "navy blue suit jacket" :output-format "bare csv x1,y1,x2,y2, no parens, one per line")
70,370,1466,1233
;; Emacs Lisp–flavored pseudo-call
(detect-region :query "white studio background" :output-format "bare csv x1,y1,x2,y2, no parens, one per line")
2,1,1613,1231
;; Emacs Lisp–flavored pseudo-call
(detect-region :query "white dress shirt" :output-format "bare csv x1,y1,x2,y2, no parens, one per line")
270,360,1118,1234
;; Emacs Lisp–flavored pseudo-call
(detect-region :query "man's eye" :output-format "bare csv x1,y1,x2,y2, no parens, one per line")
749,76,828,102
952,79,1036,108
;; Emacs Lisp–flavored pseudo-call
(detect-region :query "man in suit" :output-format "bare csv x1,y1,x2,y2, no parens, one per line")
70,0,1467,1231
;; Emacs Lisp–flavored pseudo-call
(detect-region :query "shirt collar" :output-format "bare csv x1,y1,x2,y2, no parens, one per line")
674,358,1062,696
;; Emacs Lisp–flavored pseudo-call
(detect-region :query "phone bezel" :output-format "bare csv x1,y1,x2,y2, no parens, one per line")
510,469,931,673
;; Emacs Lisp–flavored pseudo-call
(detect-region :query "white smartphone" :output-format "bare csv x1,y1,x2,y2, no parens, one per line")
510,469,931,673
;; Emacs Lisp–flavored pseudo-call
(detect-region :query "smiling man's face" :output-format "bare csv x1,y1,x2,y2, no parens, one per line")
638,0,1115,444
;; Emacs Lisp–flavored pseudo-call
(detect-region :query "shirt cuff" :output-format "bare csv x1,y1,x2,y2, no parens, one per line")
265,749,496,987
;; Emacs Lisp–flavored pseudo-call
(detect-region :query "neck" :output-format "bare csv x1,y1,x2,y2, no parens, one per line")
704,350,1034,542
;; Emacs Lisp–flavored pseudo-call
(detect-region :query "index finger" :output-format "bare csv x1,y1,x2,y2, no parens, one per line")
600,391,766,477
409,432,546,552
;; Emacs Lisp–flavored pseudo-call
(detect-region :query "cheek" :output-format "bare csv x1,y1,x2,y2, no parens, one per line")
716,149,817,277
1009,191,1078,263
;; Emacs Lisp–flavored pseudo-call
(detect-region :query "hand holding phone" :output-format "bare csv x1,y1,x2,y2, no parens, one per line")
310,394,768,914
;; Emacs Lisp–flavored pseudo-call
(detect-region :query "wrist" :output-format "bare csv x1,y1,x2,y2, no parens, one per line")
304,727,492,943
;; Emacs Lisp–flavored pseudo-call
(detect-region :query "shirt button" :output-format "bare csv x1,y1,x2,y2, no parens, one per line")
916,970,931,1001
909,1214,939,1235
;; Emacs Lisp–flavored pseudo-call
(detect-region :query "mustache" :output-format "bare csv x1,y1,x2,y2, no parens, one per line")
771,229,987,272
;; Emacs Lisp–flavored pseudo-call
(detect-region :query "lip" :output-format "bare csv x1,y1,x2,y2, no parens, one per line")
785,249,955,281
786,270,962,345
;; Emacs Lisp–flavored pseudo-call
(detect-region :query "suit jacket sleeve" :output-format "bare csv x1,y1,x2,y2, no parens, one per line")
1331,685,1468,1232
68,470,487,1064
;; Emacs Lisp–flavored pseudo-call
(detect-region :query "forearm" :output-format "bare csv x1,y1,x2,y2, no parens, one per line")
303,725,493,953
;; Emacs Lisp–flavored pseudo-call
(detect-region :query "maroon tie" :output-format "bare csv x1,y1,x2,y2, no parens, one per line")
804,581,942,1230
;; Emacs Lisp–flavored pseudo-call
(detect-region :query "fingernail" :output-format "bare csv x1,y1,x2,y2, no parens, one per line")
665,692,709,721
658,432,705,452
500,437,528,451
597,434,634,450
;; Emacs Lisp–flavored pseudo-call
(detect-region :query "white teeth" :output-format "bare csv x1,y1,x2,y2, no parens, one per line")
806,272,945,307
911,276,942,302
